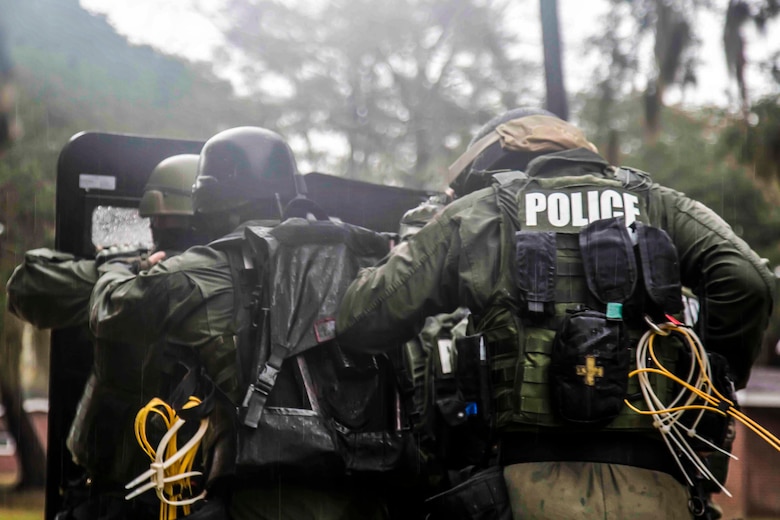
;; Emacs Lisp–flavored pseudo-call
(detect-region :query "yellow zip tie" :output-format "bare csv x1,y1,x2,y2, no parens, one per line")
129,396,207,520
628,324,780,453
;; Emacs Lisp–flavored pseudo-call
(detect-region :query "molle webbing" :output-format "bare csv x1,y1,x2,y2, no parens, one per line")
552,233,588,306
490,181,680,431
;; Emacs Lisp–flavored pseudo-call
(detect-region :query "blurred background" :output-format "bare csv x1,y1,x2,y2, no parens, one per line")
0,0,779,518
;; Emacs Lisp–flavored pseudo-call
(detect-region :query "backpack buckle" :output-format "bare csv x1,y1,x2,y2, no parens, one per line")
240,356,283,428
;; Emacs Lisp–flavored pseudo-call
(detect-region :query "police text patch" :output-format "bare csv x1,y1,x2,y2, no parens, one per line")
520,188,643,232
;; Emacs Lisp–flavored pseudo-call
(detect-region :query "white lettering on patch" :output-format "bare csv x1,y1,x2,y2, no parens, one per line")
524,189,642,228
525,192,546,226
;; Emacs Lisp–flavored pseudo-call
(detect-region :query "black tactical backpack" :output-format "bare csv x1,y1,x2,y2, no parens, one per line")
227,217,419,480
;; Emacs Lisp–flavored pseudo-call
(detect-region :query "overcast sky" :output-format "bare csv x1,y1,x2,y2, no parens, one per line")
79,0,778,109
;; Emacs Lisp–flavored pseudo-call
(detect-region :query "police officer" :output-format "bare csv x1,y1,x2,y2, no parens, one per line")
89,126,391,520
336,108,775,519
6,154,202,519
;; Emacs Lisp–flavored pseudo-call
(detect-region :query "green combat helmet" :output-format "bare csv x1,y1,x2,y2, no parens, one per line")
139,154,200,218
137,153,203,253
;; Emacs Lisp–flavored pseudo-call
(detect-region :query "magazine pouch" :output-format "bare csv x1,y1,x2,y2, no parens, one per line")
515,231,556,316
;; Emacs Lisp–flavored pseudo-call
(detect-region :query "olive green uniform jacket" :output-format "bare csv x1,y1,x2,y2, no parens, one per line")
6,248,160,490
336,148,774,519
89,243,239,488
337,149,774,389
7,248,97,329
89,226,391,520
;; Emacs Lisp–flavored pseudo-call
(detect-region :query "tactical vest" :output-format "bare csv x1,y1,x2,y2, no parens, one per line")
481,169,686,433
207,217,419,482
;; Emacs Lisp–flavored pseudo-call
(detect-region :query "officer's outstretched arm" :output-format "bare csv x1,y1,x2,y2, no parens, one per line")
337,210,461,353
6,249,98,329
89,246,233,348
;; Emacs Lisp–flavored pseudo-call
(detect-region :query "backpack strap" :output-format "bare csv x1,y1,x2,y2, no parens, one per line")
206,225,284,429
236,229,284,429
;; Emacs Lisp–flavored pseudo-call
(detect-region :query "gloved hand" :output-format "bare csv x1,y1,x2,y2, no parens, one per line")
95,244,150,273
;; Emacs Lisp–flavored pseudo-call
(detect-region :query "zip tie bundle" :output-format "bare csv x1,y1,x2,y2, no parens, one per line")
625,317,780,496
126,396,208,520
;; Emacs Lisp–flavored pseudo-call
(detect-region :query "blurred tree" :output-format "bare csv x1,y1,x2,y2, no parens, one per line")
216,0,537,189
721,95,780,184
583,0,779,148
0,0,270,491
0,313,46,488
578,93,780,265
582,0,703,146
723,0,780,114
0,18,21,155
540,0,569,120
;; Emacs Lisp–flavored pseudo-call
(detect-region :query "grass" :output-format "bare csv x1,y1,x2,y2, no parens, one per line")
0,487,44,520
0,510,42,520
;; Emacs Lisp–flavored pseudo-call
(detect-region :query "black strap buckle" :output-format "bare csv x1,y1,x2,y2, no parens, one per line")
241,352,284,428
241,378,272,428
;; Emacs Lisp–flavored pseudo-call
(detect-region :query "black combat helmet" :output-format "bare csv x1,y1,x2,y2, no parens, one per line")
448,107,596,197
192,126,306,219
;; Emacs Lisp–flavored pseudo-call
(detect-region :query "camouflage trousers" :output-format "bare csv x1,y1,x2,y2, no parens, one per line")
503,461,691,520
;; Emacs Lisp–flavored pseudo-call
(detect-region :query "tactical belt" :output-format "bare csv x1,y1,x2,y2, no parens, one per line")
498,431,685,484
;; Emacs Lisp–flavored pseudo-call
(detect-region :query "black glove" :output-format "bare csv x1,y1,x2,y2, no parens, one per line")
95,244,150,273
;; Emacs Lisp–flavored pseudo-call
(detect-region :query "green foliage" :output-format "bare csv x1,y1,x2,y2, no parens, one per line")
218,0,538,189
578,93,780,264
582,0,709,134
0,0,266,287
721,95,780,184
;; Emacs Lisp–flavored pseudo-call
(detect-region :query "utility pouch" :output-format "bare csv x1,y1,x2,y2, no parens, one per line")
631,222,683,321
579,216,637,307
549,309,629,426
430,332,492,469
515,231,556,316
330,340,380,375
436,333,485,426
454,334,482,412
434,331,462,427
424,466,511,520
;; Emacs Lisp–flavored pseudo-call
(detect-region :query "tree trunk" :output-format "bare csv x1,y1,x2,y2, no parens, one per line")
539,0,569,120
1,311,47,489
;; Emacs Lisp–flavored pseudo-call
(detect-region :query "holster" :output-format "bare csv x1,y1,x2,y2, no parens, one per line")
424,466,511,520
